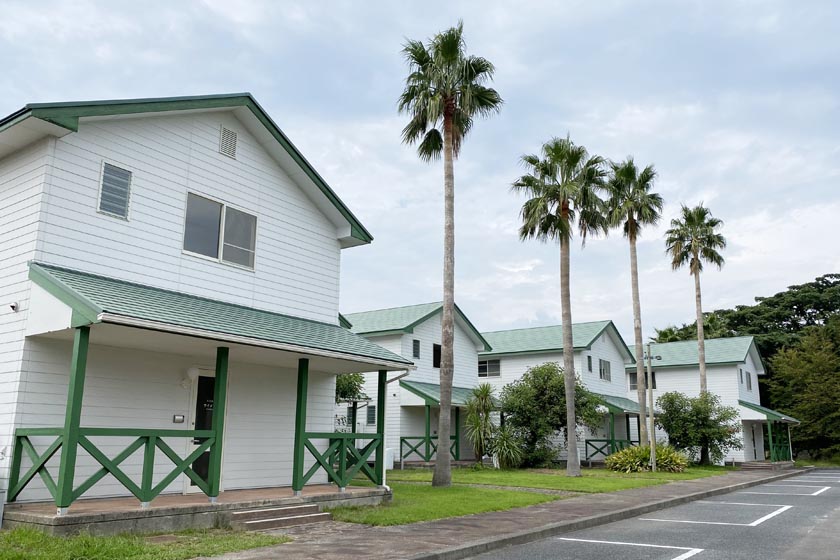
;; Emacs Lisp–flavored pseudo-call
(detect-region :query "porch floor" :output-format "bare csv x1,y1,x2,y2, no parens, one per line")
2,485,389,535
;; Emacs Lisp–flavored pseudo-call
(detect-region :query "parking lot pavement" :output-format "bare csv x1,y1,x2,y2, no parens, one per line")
469,469,840,560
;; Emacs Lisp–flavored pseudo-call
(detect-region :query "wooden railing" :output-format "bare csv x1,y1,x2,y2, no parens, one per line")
7,427,216,504
301,432,381,489
399,436,458,462
584,438,638,461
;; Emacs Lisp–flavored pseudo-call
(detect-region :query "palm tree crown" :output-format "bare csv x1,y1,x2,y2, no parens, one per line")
665,204,726,273
397,21,502,161
513,136,608,243
606,158,664,239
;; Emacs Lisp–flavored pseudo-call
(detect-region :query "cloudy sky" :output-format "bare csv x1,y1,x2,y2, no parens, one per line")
3,0,838,338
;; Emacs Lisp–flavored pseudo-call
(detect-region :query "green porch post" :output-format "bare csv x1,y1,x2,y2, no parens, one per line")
375,370,386,486
609,412,616,454
767,420,775,462
424,404,431,461
56,326,90,514
207,347,229,502
292,358,309,495
454,406,460,460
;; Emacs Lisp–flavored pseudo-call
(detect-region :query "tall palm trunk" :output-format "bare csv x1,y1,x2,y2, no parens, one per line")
628,231,649,445
560,224,581,476
433,109,455,487
693,265,707,393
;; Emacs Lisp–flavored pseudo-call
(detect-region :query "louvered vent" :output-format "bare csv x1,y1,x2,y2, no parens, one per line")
219,126,237,159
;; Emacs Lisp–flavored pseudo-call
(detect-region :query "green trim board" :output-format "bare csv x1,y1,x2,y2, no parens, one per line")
594,393,644,415
0,93,372,243
400,379,489,407
28,262,412,367
626,337,761,371
479,320,632,360
738,400,800,425
344,302,491,351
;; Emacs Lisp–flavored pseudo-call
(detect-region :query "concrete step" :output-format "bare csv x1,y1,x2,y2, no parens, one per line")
235,512,333,531
231,504,320,522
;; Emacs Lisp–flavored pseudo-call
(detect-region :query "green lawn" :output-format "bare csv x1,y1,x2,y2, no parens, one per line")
0,528,288,560
329,482,561,526
383,465,732,493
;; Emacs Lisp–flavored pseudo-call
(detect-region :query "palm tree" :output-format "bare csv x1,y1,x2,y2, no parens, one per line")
664,204,726,393
512,136,607,476
398,22,502,486
606,158,663,446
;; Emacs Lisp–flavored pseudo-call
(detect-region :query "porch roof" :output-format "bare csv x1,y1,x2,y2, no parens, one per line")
595,393,643,415
739,400,800,425
400,380,479,406
29,262,413,370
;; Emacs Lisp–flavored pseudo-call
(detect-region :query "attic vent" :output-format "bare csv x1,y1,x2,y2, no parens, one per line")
219,126,237,159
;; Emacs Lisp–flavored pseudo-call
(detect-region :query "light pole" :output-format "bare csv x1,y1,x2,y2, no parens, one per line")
645,343,661,471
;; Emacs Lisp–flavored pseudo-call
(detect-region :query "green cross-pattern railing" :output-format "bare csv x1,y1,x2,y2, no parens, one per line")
400,436,458,462
301,432,381,488
7,427,216,504
584,438,638,461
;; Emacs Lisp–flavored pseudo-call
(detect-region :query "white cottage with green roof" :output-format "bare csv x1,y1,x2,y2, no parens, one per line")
0,93,413,529
479,321,638,462
343,303,490,463
627,336,798,464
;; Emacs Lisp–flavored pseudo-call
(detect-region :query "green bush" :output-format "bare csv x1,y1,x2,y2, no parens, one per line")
491,425,524,469
605,444,689,473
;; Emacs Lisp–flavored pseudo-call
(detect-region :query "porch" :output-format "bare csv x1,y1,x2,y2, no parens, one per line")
584,394,644,463
4,263,412,529
398,380,473,463
739,400,799,463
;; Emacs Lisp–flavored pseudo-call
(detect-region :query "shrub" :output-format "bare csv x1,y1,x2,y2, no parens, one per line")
491,425,524,469
605,444,689,473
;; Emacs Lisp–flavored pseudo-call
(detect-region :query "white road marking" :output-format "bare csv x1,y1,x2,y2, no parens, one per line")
642,504,792,526
698,501,791,507
766,484,827,488
739,486,830,496
557,538,704,559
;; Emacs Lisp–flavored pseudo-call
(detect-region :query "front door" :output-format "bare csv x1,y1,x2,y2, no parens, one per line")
185,373,216,493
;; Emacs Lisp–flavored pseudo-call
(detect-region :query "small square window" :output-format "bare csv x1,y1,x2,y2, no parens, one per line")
98,163,132,218
598,359,611,381
433,344,441,369
366,405,376,425
183,192,257,269
629,371,655,391
478,360,500,378
412,339,421,359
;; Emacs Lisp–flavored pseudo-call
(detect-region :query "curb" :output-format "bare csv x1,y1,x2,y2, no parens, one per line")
409,468,811,560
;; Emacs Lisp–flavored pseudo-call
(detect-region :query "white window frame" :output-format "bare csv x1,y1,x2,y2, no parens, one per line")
587,355,593,372
181,192,258,271
366,404,376,425
96,160,133,221
412,339,421,359
478,359,501,378
628,371,655,392
746,371,752,391
739,368,744,384
598,359,611,381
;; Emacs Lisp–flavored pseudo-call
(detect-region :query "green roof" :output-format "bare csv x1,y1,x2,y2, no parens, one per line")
479,321,631,359
626,337,758,370
400,380,484,407
345,302,491,351
739,400,800,424
0,93,371,244
595,393,643,415
29,262,412,368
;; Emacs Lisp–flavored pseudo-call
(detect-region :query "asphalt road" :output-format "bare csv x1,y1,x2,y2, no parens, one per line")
469,469,840,560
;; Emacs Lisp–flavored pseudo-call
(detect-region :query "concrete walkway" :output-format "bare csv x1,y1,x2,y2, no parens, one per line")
205,469,806,560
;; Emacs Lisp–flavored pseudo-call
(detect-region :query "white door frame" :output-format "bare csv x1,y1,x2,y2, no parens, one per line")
183,365,230,494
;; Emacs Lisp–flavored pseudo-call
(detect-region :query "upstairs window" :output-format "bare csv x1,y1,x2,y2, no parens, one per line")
746,372,753,391
478,359,500,378
628,371,656,391
183,193,257,269
366,405,376,425
587,355,593,372
739,368,744,384
598,359,611,381
98,162,132,219
433,344,441,368
412,339,421,359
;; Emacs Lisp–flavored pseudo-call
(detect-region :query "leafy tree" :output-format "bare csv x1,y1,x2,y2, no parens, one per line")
512,137,607,475
464,383,496,462
398,21,502,487
664,204,726,393
656,391,742,465
335,373,366,403
652,311,734,343
769,316,840,459
499,362,603,468
606,157,663,445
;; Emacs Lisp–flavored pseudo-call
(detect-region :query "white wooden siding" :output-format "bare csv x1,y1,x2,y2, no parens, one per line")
12,337,331,502
0,139,50,494
37,112,342,323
